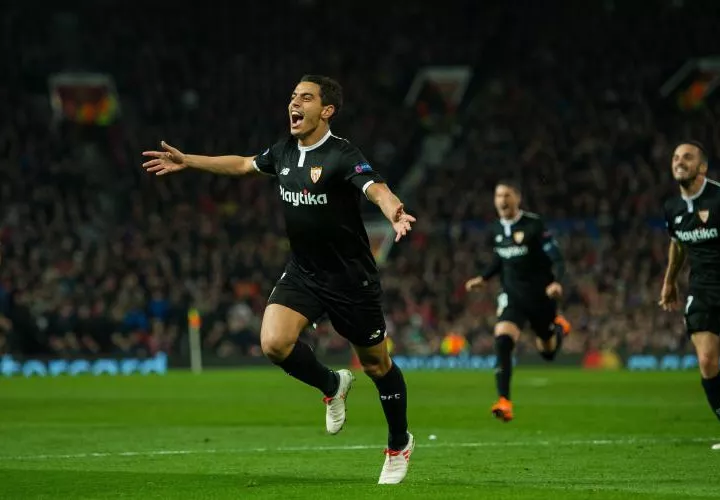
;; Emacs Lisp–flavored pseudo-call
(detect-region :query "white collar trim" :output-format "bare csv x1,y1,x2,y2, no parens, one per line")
298,129,332,152
500,210,524,225
682,177,707,201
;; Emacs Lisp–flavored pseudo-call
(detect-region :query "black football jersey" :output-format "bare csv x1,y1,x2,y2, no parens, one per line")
482,211,557,300
664,178,720,297
253,130,385,286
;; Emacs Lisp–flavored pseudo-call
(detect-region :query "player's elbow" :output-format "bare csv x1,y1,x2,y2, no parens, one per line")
544,247,564,266
237,157,256,175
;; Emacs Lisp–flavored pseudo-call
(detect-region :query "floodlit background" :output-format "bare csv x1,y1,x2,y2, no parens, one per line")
1,1,719,498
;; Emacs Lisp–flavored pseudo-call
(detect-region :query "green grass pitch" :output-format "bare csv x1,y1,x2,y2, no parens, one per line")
0,368,718,499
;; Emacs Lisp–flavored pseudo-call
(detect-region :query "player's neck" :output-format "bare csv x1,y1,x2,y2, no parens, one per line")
298,123,331,148
680,176,707,200
500,210,523,224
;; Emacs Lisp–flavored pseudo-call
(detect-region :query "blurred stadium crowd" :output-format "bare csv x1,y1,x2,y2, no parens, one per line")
1,1,719,361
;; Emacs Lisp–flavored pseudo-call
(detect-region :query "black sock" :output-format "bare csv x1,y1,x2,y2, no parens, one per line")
372,362,408,450
701,373,720,422
275,341,339,397
540,324,563,362
495,335,515,400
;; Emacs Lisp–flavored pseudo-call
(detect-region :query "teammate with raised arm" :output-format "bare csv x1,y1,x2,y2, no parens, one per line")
142,75,416,482
465,180,570,422
659,141,720,450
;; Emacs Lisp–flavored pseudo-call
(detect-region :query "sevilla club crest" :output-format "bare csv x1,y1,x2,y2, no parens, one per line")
310,166,322,184
513,231,525,244
699,209,709,224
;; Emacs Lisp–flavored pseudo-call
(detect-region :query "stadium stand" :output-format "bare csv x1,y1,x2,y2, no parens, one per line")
2,0,720,363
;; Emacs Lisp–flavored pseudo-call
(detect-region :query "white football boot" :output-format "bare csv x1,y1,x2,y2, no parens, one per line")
378,432,415,484
712,443,720,450
323,369,355,435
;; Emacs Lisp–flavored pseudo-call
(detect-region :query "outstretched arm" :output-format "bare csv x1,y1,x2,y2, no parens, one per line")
142,141,259,176
365,183,416,242
185,154,257,176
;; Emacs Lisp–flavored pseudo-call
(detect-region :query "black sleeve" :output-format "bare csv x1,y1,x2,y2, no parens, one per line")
539,220,565,283
481,228,502,280
663,202,676,240
481,252,502,281
340,142,385,195
252,142,281,176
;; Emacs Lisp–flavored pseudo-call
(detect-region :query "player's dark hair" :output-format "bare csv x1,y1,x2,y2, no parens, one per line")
676,140,709,164
496,179,522,194
300,75,343,121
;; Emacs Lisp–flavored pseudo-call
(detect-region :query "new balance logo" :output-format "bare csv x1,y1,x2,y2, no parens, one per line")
674,216,683,224
674,227,719,243
279,186,328,206
369,330,383,340
280,168,290,175
496,245,529,259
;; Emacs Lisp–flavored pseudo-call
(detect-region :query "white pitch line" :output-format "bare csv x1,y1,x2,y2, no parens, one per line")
0,436,717,462
525,377,550,387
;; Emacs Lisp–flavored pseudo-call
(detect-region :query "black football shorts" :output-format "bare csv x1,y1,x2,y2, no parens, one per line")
684,292,720,337
267,267,387,347
496,291,557,340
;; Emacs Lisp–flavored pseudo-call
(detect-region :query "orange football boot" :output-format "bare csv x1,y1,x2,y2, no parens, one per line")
554,315,571,336
491,397,513,422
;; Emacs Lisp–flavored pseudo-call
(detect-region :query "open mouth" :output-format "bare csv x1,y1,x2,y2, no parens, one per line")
290,111,304,128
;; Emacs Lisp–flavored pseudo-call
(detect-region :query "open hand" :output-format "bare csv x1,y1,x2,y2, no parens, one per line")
142,141,188,175
391,204,417,242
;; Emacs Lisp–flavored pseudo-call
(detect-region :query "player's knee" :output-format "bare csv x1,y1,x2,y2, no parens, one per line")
539,349,558,362
536,335,557,358
360,356,392,379
260,335,294,363
259,305,307,363
362,362,388,379
697,352,720,378
494,322,520,341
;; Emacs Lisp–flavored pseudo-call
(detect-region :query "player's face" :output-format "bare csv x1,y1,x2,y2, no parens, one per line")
672,144,706,187
288,82,334,139
494,185,521,219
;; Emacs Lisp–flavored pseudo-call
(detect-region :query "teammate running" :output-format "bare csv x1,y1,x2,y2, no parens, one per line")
659,141,720,450
465,180,570,422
